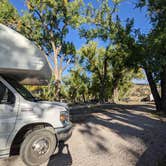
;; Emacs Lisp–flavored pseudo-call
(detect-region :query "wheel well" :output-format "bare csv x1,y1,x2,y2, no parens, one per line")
10,123,54,156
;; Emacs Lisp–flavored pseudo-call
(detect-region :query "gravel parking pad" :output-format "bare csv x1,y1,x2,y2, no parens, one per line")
0,104,165,166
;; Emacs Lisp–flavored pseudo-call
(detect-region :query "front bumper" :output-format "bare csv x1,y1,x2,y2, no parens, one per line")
55,122,73,141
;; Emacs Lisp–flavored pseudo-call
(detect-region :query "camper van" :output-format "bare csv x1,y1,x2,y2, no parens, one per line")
0,24,72,166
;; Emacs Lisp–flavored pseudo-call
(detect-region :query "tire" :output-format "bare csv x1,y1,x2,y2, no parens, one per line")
20,127,57,166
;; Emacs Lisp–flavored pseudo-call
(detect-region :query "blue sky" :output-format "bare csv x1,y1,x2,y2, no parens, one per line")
9,0,150,84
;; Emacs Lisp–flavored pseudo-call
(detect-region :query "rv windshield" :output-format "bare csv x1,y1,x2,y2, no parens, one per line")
5,78,37,102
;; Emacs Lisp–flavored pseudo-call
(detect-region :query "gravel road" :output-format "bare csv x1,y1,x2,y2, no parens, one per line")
0,104,166,166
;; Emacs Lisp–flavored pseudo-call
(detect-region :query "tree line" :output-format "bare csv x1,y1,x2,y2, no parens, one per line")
0,0,165,112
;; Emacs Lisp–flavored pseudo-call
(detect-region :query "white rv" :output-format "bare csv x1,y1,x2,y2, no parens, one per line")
0,24,72,166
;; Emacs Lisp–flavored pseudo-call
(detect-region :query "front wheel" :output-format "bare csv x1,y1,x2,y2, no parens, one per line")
20,127,57,166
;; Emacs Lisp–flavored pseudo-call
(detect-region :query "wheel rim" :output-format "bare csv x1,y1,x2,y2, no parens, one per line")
32,138,49,157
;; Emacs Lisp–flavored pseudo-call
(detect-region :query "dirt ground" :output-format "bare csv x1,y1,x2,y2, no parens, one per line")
0,103,166,166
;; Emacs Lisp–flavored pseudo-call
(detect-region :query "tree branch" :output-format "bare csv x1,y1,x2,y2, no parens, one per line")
62,58,71,72
49,54,55,64
59,54,65,71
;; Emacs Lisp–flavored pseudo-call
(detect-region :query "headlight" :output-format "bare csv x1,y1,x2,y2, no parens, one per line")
60,111,69,124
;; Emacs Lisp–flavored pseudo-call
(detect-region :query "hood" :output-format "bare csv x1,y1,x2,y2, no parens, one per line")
20,100,67,128
37,101,68,109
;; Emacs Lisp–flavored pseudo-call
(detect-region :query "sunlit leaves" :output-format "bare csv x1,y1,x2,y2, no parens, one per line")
0,0,19,28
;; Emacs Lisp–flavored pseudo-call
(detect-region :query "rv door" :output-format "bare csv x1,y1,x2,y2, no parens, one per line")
0,77,19,153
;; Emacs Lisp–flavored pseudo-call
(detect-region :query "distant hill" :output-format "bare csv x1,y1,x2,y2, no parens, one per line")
127,84,160,102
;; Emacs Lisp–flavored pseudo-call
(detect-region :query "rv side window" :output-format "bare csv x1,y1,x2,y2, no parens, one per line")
0,82,15,104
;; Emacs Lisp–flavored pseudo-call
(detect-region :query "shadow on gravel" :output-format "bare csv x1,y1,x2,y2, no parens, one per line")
72,104,166,166
47,142,72,166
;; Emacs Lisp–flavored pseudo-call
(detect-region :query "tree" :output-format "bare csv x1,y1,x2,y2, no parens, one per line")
79,0,120,102
79,41,111,102
0,0,19,28
108,16,144,102
64,64,89,103
80,0,142,103
18,0,84,100
134,0,166,112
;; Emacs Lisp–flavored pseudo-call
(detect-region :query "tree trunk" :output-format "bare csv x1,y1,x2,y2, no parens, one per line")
51,40,62,101
82,93,86,103
160,66,166,112
97,56,108,103
99,82,105,103
113,86,119,103
111,71,122,103
55,80,61,101
111,77,120,103
145,68,161,111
